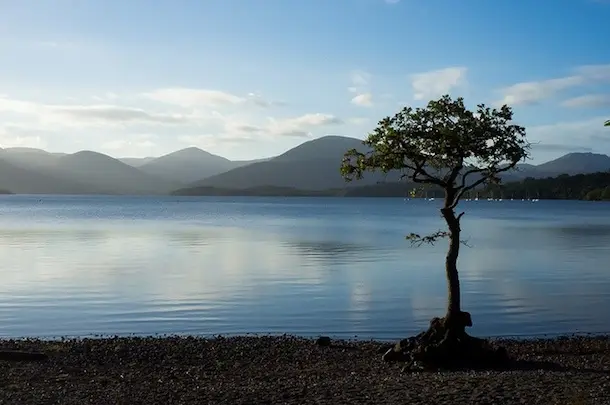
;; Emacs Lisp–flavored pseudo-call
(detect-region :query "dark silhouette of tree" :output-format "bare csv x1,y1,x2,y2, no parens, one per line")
340,94,531,370
605,120,609,127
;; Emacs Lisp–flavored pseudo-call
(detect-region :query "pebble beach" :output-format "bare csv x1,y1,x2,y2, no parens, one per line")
1,334,609,405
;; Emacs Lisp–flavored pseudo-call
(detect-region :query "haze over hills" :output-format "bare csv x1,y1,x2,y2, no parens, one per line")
50,151,182,194
0,148,181,194
0,157,94,194
0,137,608,196
0,148,66,170
182,136,610,193
188,136,397,191
137,147,272,184
118,157,157,167
532,153,610,176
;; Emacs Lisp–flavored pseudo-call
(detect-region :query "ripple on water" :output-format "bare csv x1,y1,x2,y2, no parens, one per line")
0,196,609,339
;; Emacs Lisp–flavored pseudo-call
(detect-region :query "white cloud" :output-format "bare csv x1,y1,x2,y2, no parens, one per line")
527,116,610,148
497,64,610,106
178,134,257,149
101,134,157,152
0,83,347,158
144,88,245,107
410,67,467,100
561,94,610,108
180,112,345,147
576,64,610,81
348,70,375,107
498,76,583,106
351,93,373,107
266,113,343,137
0,124,49,149
144,87,279,109
0,135,47,149
0,95,197,128
52,105,191,125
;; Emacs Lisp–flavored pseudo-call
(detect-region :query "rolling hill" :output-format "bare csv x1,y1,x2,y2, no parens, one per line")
532,152,610,176
0,157,94,194
138,147,238,184
137,148,275,184
0,149,181,195
183,140,610,193
186,136,395,190
47,151,181,194
0,147,66,170
0,139,608,196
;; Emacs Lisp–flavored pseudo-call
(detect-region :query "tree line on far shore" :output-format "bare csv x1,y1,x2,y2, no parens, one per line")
480,171,610,201
173,170,610,200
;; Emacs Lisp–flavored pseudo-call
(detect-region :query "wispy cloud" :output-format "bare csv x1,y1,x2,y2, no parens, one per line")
410,67,468,100
0,95,196,128
143,88,280,109
497,64,610,106
192,112,345,143
347,70,374,107
266,113,343,137
351,93,373,107
101,134,157,152
527,116,610,148
561,94,610,108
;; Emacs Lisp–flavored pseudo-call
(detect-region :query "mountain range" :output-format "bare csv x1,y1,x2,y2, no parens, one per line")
0,136,608,195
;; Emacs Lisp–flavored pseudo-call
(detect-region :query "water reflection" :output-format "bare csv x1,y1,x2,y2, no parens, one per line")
0,197,609,339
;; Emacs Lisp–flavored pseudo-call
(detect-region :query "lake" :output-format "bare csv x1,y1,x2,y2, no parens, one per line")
0,195,609,341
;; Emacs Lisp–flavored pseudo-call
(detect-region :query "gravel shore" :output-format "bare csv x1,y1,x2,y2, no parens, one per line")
1,334,609,404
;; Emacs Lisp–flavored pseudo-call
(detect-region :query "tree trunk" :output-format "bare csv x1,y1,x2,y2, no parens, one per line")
441,189,469,334
441,206,461,316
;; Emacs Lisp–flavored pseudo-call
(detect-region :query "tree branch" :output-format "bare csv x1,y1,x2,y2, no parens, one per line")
450,162,519,208
445,163,464,185
400,162,447,188
456,168,486,190
406,230,471,248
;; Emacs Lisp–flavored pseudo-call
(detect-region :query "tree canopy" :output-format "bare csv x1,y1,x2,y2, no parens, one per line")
341,95,530,204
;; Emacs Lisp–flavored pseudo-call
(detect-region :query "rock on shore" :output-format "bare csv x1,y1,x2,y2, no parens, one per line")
1,334,609,404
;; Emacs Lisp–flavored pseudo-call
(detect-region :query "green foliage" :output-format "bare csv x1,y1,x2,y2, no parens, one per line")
483,171,610,201
341,94,531,210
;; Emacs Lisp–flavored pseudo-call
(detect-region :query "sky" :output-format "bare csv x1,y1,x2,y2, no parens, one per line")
0,0,609,164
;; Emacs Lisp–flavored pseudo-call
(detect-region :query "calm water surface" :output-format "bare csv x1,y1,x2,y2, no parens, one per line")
0,195,609,340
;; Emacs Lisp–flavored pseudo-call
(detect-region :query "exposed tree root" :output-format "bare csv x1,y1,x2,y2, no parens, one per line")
382,313,510,371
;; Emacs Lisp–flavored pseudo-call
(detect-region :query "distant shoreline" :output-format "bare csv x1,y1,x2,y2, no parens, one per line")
1,192,609,201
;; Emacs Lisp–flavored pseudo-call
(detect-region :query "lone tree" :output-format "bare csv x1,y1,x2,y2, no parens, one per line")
341,94,530,370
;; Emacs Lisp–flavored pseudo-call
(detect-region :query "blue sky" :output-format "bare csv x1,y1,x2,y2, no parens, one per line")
0,0,609,164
